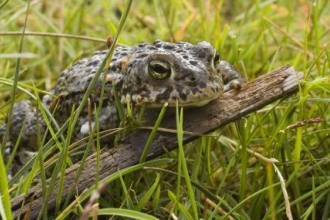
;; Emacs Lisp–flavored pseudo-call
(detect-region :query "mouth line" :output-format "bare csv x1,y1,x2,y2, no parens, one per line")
145,96,218,108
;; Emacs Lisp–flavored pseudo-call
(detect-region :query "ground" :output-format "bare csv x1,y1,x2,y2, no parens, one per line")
0,1,330,219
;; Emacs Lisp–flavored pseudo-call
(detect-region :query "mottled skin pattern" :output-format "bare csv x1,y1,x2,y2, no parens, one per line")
0,40,244,177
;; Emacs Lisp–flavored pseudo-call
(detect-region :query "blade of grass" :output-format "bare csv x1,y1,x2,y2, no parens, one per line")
134,173,161,211
176,102,198,219
168,190,194,219
37,0,133,218
56,158,172,219
54,107,76,214
119,171,134,209
0,150,11,220
0,0,9,9
0,31,106,43
0,1,31,218
97,208,159,220
139,103,167,163
223,182,281,219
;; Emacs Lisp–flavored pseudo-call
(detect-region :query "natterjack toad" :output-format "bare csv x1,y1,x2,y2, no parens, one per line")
1,40,244,176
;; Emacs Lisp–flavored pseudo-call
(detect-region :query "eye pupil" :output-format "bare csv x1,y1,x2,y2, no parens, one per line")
151,63,168,74
148,60,171,80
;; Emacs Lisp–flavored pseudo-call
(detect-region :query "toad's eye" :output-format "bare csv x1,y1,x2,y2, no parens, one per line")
148,60,171,80
213,52,220,67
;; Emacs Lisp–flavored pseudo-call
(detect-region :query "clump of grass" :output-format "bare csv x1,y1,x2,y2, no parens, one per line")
1,0,330,219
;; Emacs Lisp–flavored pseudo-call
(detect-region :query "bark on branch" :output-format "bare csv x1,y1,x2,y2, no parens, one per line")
11,65,303,219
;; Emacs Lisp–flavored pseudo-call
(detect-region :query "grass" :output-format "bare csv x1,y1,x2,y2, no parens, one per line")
1,0,330,219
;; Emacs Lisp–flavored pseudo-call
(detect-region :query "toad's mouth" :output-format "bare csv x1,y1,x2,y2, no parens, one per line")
146,95,219,108
122,80,223,108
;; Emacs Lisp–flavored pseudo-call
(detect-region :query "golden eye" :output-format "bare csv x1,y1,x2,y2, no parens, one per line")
213,52,220,67
148,60,171,80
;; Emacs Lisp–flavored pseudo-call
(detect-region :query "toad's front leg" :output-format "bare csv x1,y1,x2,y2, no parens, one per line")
219,60,246,91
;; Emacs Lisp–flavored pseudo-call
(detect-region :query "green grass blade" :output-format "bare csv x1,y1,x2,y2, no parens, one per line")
0,150,12,220
139,103,167,163
97,208,159,220
176,102,198,219
135,173,161,211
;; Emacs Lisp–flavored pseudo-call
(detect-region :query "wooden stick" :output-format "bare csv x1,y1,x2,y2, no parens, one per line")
11,65,303,219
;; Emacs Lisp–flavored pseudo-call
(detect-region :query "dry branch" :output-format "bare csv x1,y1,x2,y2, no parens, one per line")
11,65,303,219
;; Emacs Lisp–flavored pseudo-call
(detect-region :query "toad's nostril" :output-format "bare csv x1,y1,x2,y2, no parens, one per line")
189,76,196,82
